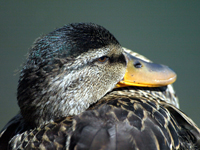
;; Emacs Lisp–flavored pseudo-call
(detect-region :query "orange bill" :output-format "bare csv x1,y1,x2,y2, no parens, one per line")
116,52,177,88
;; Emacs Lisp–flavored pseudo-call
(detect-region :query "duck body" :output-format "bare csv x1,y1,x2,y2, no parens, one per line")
10,87,200,150
0,23,199,150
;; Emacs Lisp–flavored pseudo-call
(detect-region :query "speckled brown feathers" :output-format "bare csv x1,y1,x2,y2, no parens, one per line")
9,87,200,150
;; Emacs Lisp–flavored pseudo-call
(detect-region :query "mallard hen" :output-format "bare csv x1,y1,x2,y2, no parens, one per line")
0,23,199,150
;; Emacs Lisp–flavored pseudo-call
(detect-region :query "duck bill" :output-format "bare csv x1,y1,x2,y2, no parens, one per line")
116,52,177,88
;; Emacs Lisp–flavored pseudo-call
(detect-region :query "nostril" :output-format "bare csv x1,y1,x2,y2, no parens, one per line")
134,61,142,68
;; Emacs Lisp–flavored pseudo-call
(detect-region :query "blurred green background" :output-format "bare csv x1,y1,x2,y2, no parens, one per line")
0,1,199,129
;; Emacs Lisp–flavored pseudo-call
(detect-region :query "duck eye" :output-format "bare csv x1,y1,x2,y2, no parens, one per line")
97,56,109,63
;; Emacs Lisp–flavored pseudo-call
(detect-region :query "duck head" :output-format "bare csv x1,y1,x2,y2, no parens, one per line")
17,23,176,127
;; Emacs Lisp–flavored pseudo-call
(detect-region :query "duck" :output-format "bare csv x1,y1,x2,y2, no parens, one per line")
0,23,199,150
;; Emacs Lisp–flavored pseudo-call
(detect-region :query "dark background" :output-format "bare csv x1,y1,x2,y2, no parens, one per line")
0,1,199,129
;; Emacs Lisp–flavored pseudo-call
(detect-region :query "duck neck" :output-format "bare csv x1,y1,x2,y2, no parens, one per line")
18,67,117,127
